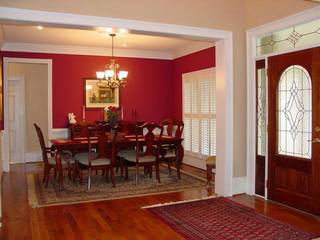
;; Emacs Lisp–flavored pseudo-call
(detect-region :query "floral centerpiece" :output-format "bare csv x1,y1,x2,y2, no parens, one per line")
105,106,121,128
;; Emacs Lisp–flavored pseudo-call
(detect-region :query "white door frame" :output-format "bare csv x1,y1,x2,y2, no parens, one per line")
0,6,233,196
8,77,26,164
2,57,52,172
246,6,320,195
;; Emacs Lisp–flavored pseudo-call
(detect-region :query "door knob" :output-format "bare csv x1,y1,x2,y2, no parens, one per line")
309,138,320,143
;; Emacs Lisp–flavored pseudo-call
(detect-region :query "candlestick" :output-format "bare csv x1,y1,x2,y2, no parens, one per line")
121,107,124,120
82,105,86,120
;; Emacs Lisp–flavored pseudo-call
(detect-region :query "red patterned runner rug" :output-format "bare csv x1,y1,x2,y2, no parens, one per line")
146,197,318,240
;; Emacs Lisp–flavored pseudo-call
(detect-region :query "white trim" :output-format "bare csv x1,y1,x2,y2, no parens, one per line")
232,176,247,195
25,152,42,163
8,77,26,164
215,38,233,196
2,57,52,172
183,155,207,170
246,6,320,196
51,128,69,140
1,42,173,60
0,7,233,196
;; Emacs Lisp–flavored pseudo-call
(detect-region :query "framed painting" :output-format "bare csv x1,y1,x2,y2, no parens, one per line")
84,79,119,109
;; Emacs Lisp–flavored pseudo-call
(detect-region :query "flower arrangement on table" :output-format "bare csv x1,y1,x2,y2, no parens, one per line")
105,106,121,128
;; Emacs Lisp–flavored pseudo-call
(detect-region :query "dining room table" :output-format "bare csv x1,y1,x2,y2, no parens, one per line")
50,133,184,190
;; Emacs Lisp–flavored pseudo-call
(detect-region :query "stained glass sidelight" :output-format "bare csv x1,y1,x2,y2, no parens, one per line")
257,69,266,156
277,65,312,159
256,18,320,56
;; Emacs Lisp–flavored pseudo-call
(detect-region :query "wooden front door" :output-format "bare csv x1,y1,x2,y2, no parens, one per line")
268,47,320,214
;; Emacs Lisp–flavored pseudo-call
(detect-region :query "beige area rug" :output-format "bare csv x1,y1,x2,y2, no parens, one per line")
27,167,210,208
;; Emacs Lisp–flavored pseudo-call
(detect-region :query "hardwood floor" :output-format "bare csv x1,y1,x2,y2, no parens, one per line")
0,163,320,240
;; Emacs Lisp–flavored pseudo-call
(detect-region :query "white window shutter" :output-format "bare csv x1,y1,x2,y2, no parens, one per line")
182,68,216,159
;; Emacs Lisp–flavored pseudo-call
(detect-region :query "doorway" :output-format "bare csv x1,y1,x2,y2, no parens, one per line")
8,77,26,164
267,47,320,214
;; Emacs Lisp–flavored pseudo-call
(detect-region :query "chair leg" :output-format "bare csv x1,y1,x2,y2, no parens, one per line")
54,168,57,179
124,164,128,180
88,169,91,191
110,167,115,187
79,169,83,185
167,162,171,172
155,163,160,183
68,167,72,180
43,165,48,183
45,167,51,187
135,165,139,185
149,166,152,178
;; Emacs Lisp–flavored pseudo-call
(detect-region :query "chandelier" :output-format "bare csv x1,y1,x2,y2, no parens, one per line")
96,33,128,89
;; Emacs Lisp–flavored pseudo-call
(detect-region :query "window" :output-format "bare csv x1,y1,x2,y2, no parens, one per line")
257,68,266,156
183,68,216,158
256,18,320,56
277,65,312,159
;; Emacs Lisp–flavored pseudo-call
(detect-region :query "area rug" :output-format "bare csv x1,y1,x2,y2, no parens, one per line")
27,167,208,208
145,197,318,240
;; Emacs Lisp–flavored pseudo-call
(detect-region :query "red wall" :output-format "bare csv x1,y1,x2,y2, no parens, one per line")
172,47,215,120
0,47,214,128
1,51,173,128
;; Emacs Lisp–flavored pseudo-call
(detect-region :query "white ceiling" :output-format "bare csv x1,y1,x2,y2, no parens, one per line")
1,24,206,52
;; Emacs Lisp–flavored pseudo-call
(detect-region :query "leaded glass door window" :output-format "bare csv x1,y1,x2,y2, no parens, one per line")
277,65,312,159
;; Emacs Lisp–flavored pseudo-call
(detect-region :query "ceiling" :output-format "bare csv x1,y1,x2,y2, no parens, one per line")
0,24,208,52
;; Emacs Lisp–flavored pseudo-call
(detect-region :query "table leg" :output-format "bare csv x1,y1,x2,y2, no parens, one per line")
56,153,63,191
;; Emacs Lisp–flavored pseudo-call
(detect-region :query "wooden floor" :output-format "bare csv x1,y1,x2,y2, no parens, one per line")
1,163,320,240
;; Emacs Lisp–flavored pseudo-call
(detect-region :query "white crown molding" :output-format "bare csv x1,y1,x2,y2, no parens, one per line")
172,41,215,59
1,42,173,60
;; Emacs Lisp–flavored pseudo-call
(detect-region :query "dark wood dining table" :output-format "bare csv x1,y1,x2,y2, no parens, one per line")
50,134,184,190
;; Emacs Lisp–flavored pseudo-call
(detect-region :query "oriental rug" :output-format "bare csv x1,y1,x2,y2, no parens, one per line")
146,197,318,240
27,167,209,208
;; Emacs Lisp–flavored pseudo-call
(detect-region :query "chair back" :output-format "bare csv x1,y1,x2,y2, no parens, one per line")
174,120,184,138
34,123,49,165
161,119,184,138
70,121,95,139
138,123,163,156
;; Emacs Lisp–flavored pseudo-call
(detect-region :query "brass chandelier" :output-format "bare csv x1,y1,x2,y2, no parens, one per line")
96,33,128,89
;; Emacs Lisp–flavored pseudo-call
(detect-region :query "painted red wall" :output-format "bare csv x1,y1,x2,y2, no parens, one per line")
1,51,173,128
172,47,215,120
0,47,214,129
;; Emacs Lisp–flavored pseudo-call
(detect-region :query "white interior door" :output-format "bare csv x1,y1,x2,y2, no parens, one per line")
8,77,25,164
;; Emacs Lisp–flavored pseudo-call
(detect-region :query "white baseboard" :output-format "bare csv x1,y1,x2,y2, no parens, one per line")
183,155,206,170
25,152,42,163
232,176,247,195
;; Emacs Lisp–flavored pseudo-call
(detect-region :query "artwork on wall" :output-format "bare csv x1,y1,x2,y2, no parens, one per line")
84,79,119,109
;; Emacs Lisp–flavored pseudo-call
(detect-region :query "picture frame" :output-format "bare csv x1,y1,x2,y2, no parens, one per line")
84,78,119,109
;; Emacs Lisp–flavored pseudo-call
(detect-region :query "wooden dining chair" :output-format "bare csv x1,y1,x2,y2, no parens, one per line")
123,123,163,183
34,123,74,187
69,120,95,139
160,120,184,176
76,129,117,190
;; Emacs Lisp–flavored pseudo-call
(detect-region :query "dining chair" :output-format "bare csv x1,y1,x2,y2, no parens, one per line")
160,120,184,176
123,123,163,184
34,123,74,187
69,120,95,139
76,128,117,190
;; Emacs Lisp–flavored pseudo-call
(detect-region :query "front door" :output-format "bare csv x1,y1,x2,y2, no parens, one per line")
268,47,320,214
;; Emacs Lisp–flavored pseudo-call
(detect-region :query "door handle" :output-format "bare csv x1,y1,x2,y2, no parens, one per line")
315,127,320,132
309,138,320,143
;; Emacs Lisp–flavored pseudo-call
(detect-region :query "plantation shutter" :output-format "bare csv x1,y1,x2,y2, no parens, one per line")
182,68,216,158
